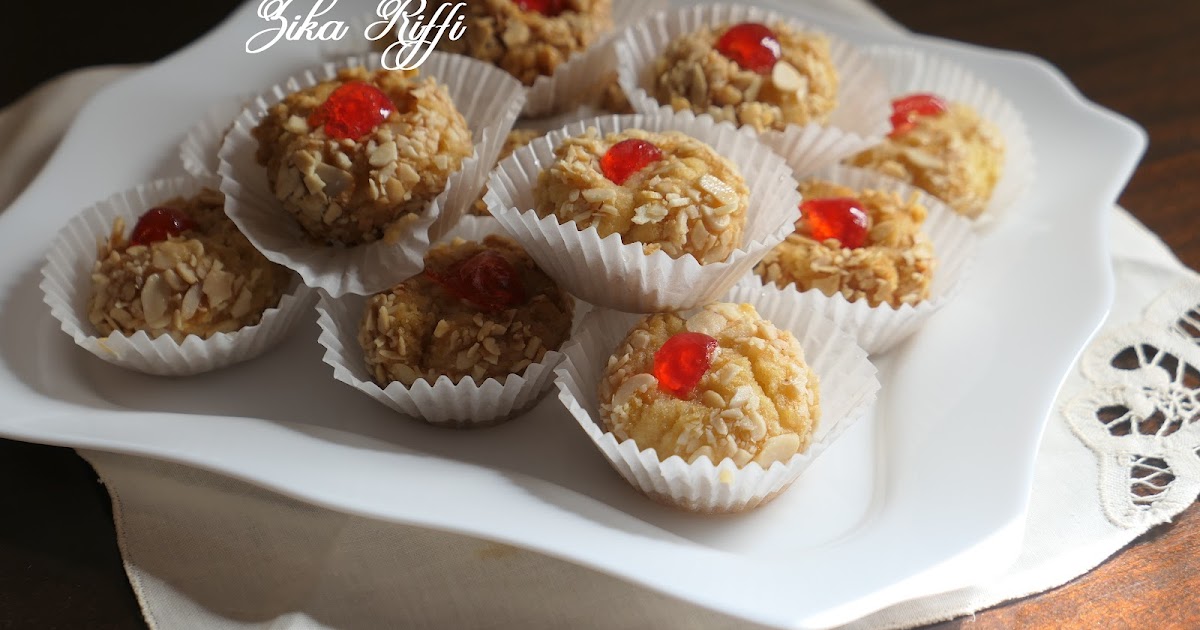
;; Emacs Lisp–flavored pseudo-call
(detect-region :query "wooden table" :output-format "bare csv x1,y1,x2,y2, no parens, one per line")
1,1,1197,627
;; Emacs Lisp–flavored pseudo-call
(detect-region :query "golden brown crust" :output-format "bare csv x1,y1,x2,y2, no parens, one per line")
88,189,291,341
533,128,749,263
755,179,936,308
653,22,839,132
433,0,613,86
253,67,473,245
847,103,1004,218
358,235,574,386
598,303,820,466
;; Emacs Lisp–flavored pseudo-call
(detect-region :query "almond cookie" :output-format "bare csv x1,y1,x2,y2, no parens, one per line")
598,302,820,467
359,235,574,386
433,0,613,86
253,66,473,245
653,21,838,132
88,188,291,341
848,94,1004,219
533,128,749,263
755,179,936,308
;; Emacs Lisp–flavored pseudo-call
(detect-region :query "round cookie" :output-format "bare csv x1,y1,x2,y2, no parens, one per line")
598,303,820,467
755,179,936,308
533,128,749,263
252,66,473,246
653,21,839,132
358,235,574,386
848,95,1004,219
88,188,292,342
433,0,614,86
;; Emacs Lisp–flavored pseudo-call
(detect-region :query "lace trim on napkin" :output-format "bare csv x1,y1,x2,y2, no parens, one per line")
1065,278,1200,528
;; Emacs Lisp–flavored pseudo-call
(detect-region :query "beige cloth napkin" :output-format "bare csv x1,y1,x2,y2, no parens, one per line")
4,2,1195,628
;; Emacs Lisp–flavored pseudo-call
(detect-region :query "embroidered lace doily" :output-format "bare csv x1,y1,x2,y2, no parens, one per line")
1066,278,1200,528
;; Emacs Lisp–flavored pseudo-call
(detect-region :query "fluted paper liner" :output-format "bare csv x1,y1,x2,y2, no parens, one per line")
314,216,578,428
554,284,879,513
179,96,249,179
326,0,666,117
218,52,525,297
742,164,976,355
861,46,1034,226
615,3,890,161
40,177,316,377
484,112,801,313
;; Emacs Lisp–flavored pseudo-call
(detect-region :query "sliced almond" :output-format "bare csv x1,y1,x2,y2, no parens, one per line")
753,433,801,467
140,273,170,329
771,61,808,94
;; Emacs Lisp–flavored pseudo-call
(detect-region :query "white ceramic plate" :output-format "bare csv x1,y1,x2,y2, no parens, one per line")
0,1,1145,628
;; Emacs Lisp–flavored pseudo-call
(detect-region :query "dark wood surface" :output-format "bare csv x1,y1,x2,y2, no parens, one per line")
1,1,1198,628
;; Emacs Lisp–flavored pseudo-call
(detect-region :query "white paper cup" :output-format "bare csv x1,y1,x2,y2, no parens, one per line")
314,216,579,428
179,96,249,180
40,177,315,377
484,111,801,313
615,2,890,159
554,284,879,513
858,45,1034,226
327,0,667,117
218,52,525,297
742,164,976,355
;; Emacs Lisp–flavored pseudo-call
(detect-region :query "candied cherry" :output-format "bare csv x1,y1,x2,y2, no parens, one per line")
801,197,869,249
427,250,527,312
130,207,196,246
600,139,663,185
654,332,719,399
889,93,949,137
308,81,396,140
715,23,782,74
515,0,566,16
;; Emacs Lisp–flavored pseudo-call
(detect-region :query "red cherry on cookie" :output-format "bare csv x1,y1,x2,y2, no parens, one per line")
654,332,719,399
130,207,196,246
715,23,782,74
889,93,949,137
308,81,396,140
600,139,663,185
801,197,869,249
427,250,527,312
515,0,566,17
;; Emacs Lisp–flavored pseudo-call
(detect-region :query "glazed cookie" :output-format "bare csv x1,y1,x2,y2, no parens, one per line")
88,188,292,341
653,21,838,132
848,94,1004,219
755,179,935,308
598,302,820,467
359,235,574,386
434,0,613,86
533,128,749,263
473,128,544,216
252,66,473,245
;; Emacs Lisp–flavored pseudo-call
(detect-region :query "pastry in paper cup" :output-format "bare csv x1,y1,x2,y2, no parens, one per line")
847,45,1033,225
40,177,315,377
554,284,879,513
218,52,525,297
314,216,578,428
615,3,890,162
329,0,667,117
745,164,976,355
484,112,801,313
179,96,248,180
